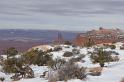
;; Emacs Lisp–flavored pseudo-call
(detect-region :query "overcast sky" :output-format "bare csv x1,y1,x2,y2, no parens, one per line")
0,0,124,31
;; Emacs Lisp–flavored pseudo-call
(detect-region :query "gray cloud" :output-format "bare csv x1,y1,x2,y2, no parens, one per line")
24,0,124,15
0,0,124,31
1,0,124,16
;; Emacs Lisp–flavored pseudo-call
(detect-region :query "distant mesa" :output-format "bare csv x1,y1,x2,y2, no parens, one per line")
74,27,124,46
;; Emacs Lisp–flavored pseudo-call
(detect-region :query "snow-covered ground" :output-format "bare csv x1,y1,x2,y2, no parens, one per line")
1,43,124,82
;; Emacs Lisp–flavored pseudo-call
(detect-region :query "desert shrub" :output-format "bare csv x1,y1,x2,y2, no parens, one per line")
120,47,124,50
0,77,5,82
48,57,87,81
110,51,119,55
63,52,73,57
47,58,66,70
4,47,18,58
22,49,37,64
0,56,4,66
46,49,53,53
72,44,76,48
3,57,24,73
90,48,119,67
2,47,25,73
64,41,72,45
48,77,57,82
53,46,62,51
109,45,116,49
47,70,58,82
69,57,81,63
0,55,3,60
48,62,87,82
111,56,120,62
23,49,53,66
34,52,53,66
69,54,85,63
57,62,87,81
79,54,86,59
72,48,80,54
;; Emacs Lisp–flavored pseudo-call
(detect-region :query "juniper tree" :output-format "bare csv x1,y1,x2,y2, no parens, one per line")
90,48,119,67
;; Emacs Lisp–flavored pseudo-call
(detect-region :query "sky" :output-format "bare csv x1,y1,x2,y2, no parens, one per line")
0,0,124,31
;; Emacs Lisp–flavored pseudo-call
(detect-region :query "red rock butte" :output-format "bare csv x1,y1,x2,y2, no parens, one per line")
74,27,124,46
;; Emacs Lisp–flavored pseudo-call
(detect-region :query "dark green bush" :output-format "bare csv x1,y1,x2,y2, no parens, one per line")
72,48,80,54
3,57,24,73
23,49,53,66
53,46,62,51
90,48,119,67
0,77,5,82
63,52,73,57
109,45,116,49
64,41,72,45
5,47,18,58
47,58,66,70
69,54,85,63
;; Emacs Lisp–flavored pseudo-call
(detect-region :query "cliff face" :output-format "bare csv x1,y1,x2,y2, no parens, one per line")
74,28,124,46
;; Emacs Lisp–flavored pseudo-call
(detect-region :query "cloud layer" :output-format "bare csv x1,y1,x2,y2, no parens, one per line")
0,0,124,31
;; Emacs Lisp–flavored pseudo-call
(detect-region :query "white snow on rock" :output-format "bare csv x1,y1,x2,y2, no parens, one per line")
1,43,124,82
0,72,12,82
29,45,54,51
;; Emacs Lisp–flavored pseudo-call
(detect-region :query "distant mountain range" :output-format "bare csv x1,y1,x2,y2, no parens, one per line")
0,29,77,42
0,29,78,53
